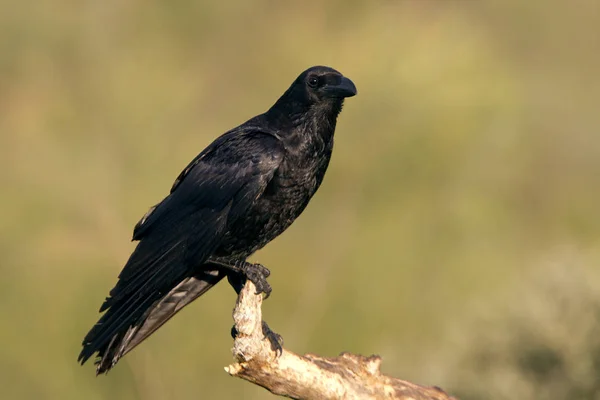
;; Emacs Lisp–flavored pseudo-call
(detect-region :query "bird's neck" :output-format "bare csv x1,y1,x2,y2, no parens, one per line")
266,99,343,144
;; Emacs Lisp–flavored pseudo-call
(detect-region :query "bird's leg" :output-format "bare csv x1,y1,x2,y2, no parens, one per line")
207,258,280,352
207,258,272,298
226,270,246,295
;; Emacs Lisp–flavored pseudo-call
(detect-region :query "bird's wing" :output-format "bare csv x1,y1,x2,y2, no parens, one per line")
110,128,284,304
132,123,279,240
79,129,284,371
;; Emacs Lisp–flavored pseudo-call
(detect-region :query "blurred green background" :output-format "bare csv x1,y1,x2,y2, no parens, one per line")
2,0,599,399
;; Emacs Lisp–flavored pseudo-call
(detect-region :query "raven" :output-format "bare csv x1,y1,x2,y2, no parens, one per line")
79,66,357,374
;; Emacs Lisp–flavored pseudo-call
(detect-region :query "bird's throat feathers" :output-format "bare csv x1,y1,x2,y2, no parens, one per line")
267,94,343,144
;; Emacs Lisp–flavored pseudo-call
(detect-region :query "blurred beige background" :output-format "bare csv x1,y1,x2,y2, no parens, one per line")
1,1,599,399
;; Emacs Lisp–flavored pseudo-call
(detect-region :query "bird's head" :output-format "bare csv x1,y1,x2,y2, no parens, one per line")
270,66,357,122
296,66,357,103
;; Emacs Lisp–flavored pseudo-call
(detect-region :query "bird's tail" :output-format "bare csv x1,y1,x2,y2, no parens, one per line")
78,269,226,374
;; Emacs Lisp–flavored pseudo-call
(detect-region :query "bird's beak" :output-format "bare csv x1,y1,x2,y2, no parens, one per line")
324,76,357,98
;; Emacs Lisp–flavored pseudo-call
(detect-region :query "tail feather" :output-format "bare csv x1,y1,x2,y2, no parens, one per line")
118,269,226,357
78,268,226,374
80,204,231,374
80,242,184,360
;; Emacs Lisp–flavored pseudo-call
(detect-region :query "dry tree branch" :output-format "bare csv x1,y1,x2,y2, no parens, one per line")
225,281,456,400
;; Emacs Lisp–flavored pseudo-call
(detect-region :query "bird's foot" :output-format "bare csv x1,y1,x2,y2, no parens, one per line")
222,260,272,298
262,321,284,356
241,262,272,298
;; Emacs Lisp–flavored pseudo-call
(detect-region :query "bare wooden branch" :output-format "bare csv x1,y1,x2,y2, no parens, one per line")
225,281,457,400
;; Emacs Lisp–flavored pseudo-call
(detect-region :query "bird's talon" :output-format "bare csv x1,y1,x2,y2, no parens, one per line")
263,290,271,299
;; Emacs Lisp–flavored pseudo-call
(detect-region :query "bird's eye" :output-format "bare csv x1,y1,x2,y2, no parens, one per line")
308,76,319,88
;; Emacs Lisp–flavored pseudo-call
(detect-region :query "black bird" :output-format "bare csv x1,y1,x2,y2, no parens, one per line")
78,66,357,374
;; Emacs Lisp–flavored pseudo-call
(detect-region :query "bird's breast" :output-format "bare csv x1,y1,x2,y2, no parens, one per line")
215,147,332,259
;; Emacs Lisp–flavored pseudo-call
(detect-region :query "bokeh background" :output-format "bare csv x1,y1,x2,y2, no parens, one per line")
2,1,599,399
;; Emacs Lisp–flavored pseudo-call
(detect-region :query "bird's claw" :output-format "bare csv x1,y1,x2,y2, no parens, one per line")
243,263,272,298
262,321,284,356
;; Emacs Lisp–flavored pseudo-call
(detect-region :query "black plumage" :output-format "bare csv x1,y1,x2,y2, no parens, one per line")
78,66,357,374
